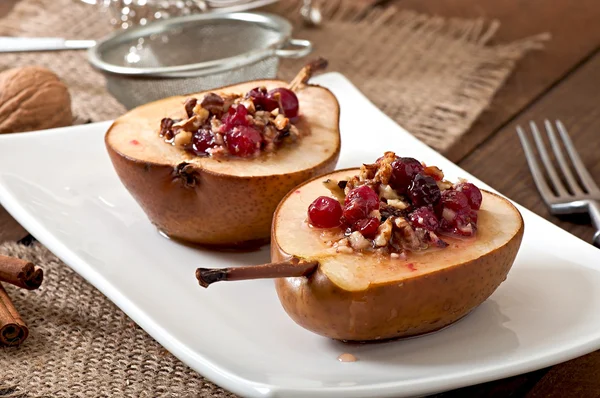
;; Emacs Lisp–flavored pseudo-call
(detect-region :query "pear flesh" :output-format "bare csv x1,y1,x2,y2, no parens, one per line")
271,169,524,341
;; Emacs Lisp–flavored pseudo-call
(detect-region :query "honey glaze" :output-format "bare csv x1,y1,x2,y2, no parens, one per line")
337,353,358,362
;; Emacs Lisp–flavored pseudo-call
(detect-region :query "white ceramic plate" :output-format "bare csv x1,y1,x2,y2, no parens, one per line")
1,73,600,398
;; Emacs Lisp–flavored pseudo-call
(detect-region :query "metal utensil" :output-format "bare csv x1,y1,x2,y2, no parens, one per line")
87,12,312,109
0,37,95,53
517,120,600,248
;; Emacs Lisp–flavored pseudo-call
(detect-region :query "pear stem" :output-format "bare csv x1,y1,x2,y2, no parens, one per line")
288,57,329,92
195,258,318,288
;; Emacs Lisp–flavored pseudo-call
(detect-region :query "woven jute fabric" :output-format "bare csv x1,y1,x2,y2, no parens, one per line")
0,0,548,152
0,1,547,397
0,241,237,398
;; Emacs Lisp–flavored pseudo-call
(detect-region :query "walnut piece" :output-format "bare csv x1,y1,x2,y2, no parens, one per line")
0,66,72,134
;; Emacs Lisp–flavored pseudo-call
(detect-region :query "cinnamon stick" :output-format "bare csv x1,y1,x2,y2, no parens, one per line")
0,255,43,290
0,282,28,346
196,258,319,288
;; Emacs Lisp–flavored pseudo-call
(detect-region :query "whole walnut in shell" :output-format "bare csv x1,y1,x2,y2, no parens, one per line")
0,66,73,134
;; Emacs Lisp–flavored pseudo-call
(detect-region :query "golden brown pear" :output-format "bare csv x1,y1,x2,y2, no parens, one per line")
270,169,524,341
105,79,341,247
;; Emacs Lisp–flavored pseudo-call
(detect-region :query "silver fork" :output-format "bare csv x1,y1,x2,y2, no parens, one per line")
517,120,600,248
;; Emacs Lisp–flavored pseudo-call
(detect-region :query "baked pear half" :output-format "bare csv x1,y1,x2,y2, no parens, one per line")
271,167,524,341
195,152,523,342
105,61,340,247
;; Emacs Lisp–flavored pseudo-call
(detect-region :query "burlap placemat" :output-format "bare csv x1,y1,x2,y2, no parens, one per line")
0,1,548,397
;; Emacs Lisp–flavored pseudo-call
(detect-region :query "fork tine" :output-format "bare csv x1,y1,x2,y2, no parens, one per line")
529,121,567,196
556,120,600,194
517,125,556,201
544,120,581,194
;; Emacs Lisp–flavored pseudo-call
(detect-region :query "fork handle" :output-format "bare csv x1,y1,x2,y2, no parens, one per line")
589,200,600,248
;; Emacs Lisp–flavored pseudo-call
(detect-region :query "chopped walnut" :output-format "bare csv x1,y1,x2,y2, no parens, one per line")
394,217,409,229
191,104,210,124
395,223,422,251
173,115,201,133
369,209,381,219
213,132,225,146
379,184,402,200
323,179,346,203
348,231,371,250
374,161,393,185
174,131,192,147
423,165,444,181
184,97,197,118
240,98,256,114
373,218,393,247
360,163,379,181
334,238,353,254
200,93,225,116
387,199,409,210
210,118,222,133
274,114,289,131
437,180,453,191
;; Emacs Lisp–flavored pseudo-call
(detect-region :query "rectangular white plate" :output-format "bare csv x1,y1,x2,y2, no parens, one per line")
1,73,600,398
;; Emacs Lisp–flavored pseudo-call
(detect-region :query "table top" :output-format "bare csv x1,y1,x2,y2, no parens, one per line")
1,0,599,396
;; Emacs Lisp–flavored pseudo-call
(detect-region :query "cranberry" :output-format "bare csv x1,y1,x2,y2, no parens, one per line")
439,207,477,237
408,207,439,231
342,186,380,225
408,174,441,207
225,126,262,157
389,157,424,193
345,185,380,211
247,87,279,112
353,217,380,238
441,190,470,212
191,129,216,155
343,201,368,225
222,105,249,130
267,87,299,118
456,182,483,210
308,196,343,228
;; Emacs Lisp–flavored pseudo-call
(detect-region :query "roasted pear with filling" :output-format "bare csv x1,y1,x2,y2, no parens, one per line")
196,153,524,342
105,60,340,247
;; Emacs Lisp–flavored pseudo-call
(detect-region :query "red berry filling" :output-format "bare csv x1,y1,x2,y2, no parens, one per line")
306,152,483,255
456,182,483,210
225,126,262,157
389,157,424,193
159,86,301,159
353,217,380,238
342,185,380,224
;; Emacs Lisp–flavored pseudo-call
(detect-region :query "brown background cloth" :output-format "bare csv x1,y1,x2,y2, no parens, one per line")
0,0,546,396
0,0,547,152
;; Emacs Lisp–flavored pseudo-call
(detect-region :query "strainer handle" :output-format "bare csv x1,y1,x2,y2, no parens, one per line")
275,39,313,59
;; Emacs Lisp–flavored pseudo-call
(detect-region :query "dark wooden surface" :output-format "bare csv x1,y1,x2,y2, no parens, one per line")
2,0,600,397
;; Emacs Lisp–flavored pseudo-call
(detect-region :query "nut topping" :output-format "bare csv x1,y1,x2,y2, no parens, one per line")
306,152,484,257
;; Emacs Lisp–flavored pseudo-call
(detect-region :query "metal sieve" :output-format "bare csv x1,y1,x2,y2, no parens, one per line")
88,12,312,109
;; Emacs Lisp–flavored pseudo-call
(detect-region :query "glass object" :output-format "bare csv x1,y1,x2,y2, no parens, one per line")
82,0,277,30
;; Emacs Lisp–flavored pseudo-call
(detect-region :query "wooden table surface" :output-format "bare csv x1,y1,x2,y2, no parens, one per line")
2,1,600,397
